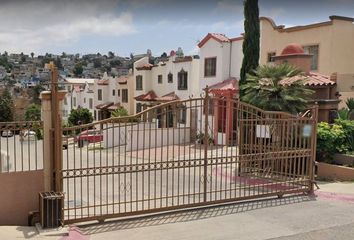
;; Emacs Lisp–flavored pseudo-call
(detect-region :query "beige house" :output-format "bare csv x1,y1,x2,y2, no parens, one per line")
260,15,354,108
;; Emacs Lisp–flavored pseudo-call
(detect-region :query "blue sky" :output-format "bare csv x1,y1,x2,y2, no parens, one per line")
1,0,354,57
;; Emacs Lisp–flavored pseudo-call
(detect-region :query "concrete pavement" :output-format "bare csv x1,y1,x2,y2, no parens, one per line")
1,181,354,240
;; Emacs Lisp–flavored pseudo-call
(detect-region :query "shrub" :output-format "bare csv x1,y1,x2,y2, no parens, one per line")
316,122,345,163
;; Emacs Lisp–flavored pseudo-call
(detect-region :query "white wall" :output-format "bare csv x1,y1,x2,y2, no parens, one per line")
103,122,191,151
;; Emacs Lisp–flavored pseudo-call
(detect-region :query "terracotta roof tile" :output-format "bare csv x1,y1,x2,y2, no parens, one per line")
279,72,335,86
155,92,180,102
208,78,239,92
136,63,154,71
134,91,157,101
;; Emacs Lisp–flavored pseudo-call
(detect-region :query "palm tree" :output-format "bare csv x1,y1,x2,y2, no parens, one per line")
241,64,314,114
346,98,354,120
111,107,128,118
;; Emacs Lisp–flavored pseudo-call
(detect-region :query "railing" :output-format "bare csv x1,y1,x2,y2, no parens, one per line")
0,121,44,173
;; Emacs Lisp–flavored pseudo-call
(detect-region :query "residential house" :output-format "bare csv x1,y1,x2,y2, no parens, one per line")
93,72,134,120
260,15,354,108
62,77,96,120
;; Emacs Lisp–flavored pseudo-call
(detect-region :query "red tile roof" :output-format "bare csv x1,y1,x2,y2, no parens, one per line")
198,33,230,48
155,92,180,102
134,91,157,101
136,63,154,71
107,103,121,111
208,78,239,92
97,79,109,85
279,72,335,86
117,75,128,84
95,102,114,110
198,33,243,48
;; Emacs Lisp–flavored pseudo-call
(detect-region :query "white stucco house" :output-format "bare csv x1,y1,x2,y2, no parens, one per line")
93,72,134,120
62,77,96,120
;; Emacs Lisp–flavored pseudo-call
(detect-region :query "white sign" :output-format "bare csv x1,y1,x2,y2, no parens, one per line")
256,125,271,138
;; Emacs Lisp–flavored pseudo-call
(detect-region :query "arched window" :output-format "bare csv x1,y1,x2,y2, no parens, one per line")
168,72,173,83
177,69,188,90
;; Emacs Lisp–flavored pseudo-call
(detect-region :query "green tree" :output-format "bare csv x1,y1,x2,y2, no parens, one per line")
108,51,115,59
31,52,34,59
111,107,128,117
30,84,45,104
24,104,41,121
240,0,260,97
93,58,102,68
240,64,314,114
0,89,14,122
68,107,93,126
73,63,83,77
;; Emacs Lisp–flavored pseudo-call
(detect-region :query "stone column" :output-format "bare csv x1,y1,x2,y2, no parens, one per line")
40,90,67,191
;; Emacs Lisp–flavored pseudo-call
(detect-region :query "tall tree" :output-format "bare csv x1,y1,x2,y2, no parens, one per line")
68,107,93,126
108,51,115,59
240,0,260,97
24,104,41,121
0,89,14,122
31,52,34,59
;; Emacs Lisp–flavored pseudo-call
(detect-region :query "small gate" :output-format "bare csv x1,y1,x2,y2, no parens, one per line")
60,91,317,224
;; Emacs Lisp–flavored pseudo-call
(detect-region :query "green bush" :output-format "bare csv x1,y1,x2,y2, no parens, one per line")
316,122,345,163
316,120,354,162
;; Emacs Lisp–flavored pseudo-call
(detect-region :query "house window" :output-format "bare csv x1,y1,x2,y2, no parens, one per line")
178,69,188,90
267,52,276,62
122,89,128,103
112,89,115,96
178,105,187,124
84,98,86,104
118,89,120,97
303,45,319,70
158,74,163,84
89,98,93,109
98,89,102,101
136,103,142,113
73,97,76,107
204,57,216,77
168,72,173,83
64,97,68,105
136,75,143,90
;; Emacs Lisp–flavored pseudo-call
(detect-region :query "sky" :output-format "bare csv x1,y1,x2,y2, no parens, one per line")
1,0,354,57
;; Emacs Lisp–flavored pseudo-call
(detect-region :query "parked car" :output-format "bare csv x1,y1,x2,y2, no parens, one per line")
20,130,36,141
62,135,69,150
1,130,14,138
75,129,103,147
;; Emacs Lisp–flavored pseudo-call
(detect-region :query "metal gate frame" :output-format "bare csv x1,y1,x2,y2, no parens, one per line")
58,88,317,224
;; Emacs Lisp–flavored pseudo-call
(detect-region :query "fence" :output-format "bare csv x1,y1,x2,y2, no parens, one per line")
59,94,317,224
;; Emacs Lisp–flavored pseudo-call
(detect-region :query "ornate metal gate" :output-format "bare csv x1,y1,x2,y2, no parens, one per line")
61,91,317,224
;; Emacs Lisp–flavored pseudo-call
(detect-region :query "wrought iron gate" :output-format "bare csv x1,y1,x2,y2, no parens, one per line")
60,91,317,224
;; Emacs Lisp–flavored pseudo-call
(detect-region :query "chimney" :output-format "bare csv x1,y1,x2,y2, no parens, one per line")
272,44,313,75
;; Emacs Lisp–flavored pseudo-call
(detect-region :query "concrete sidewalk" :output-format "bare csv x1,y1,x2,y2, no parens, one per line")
1,182,354,240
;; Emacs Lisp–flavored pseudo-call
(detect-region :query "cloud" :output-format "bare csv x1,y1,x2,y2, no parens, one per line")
215,0,243,14
0,0,137,54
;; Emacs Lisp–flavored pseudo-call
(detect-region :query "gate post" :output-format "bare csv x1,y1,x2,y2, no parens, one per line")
203,86,210,202
309,105,318,194
40,62,66,192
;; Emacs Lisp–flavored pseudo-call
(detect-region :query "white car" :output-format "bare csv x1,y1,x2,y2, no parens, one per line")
1,130,14,138
20,131,37,141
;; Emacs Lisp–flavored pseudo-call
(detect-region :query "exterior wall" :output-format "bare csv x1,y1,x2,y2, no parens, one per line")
0,170,44,225
117,74,135,115
199,39,227,90
133,56,200,113
260,17,354,104
317,162,354,181
230,40,243,78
